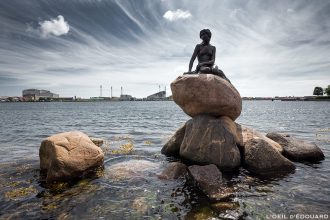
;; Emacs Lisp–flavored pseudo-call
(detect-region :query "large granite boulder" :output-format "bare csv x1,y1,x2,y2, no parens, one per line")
40,131,104,182
236,124,283,153
219,116,239,144
171,74,242,120
266,132,325,162
161,124,186,157
243,138,295,175
180,115,241,171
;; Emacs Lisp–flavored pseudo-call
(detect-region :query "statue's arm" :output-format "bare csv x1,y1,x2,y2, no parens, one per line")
189,45,199,72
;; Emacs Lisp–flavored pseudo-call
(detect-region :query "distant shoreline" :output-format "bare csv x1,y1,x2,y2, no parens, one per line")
0,99,174,103
242,96,330,101
1,96,330,103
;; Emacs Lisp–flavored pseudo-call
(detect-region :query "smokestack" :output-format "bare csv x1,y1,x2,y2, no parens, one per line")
100,85,102,97
121,86,123,96
165,86,166,96
111,86,113,98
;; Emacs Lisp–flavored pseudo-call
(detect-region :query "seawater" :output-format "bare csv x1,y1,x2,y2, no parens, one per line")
0,101,329,219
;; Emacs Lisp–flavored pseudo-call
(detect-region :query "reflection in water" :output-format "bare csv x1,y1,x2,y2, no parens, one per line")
0,101,329,219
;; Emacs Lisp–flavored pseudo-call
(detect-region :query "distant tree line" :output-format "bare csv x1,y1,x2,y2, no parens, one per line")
313,85,330,96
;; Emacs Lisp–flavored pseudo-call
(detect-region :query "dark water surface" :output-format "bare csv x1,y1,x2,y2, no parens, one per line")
0,101,329,219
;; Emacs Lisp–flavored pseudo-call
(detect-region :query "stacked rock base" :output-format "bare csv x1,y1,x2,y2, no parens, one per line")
161,116,324,175
162,74,324,200
165,74,244,172
162,115,241,172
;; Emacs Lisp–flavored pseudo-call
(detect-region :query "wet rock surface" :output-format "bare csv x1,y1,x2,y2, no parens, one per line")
188,164,222,195
158,162,188,180
90,137,104,147
161,124,186,157
243,138,295,175
236,124,283,153
188,164,233,201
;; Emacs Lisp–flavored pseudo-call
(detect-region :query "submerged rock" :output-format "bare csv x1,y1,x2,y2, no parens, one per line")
180,115,241,171
243,138,295,175
158,162,188,180
185,206,218,220
236,124,283,153
211,202,239,212
132,197,149,213
161,124,186,157
5,186,38,200
266,132,325,162
171,74,242,120
39,131,104,182
105,159,160,181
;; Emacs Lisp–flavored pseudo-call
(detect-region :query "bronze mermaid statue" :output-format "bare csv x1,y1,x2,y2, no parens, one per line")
185,29,231,83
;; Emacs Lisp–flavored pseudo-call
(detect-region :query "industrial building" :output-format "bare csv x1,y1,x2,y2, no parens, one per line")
119,94,134,101
146,91,166,100
22,89,59,101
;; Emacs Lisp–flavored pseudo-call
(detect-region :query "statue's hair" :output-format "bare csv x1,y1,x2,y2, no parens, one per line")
200,29,212,39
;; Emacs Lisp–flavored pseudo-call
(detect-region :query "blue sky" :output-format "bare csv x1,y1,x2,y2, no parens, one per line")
0,0,329,98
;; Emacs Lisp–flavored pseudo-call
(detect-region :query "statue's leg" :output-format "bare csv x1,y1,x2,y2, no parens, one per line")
218,70,231,83
212,68,231,83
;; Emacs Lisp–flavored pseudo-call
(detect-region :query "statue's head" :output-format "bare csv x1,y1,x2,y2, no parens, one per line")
200,29,212,43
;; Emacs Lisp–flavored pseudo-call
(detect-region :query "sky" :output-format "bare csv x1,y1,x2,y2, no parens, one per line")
0,0,329,98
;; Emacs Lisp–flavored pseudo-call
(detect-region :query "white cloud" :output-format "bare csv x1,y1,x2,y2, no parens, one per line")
163,9,192,21
287,8,295,13
39,15,70,38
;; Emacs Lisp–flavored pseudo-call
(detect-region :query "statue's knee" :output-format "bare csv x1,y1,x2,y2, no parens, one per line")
212,69,224,77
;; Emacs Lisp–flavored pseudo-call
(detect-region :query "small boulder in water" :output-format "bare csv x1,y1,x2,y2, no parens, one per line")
39,131,104,182
188,164,233,201
266,132,325,162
